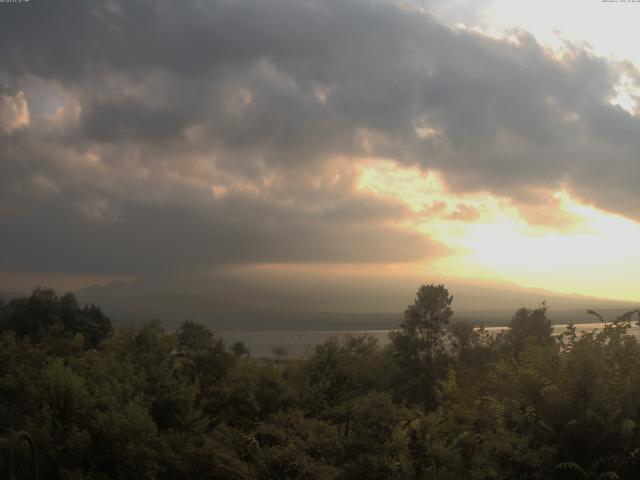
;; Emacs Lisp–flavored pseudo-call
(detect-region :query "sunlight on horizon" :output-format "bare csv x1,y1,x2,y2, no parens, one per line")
358,160,640,302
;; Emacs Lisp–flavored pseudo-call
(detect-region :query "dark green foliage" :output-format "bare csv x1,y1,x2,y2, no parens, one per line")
256,411,342,479
508,302,554,352
232,341,251,358
176,320,215,353
1,287,640,479
390,284,454,407
2,288,111,349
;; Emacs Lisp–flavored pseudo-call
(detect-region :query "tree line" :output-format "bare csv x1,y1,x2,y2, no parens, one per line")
1,285,640,479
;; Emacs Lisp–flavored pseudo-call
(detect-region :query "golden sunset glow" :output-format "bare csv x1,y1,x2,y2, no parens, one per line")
359,160,640,301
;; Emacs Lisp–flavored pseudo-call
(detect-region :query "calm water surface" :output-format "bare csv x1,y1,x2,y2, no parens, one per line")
221,323,640,358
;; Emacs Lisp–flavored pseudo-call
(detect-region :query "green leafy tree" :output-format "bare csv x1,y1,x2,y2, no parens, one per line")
231,340,251,358
176,320,215,353
390,284,453,407
3,286,640,479
1,289,111,349
508,302,553,353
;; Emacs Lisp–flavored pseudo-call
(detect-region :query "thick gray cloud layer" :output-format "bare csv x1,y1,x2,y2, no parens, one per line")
1,0,639,276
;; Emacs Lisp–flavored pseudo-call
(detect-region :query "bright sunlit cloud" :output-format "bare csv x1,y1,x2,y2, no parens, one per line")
358,160,640,301
437,0,640,62
431,0,640,113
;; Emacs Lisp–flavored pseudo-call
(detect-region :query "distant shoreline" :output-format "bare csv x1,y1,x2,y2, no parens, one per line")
220,322,640,358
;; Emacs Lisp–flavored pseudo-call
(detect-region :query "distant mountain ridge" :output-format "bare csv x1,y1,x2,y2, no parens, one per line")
0,290,21,302
75,276,639,330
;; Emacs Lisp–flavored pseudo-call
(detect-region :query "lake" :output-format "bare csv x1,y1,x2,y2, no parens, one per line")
221,322,640,358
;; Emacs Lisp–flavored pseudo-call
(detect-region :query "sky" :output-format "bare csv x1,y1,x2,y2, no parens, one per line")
1,0,639,303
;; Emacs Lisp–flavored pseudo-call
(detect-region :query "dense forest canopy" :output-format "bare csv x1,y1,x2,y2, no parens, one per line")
1,285,640,479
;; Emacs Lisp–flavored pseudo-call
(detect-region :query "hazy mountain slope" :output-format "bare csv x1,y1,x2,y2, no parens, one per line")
0,290,21,302
75,275,638,330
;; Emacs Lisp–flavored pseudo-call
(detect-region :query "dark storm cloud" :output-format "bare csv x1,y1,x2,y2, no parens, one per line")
0,180,437,275
1,0,639,275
